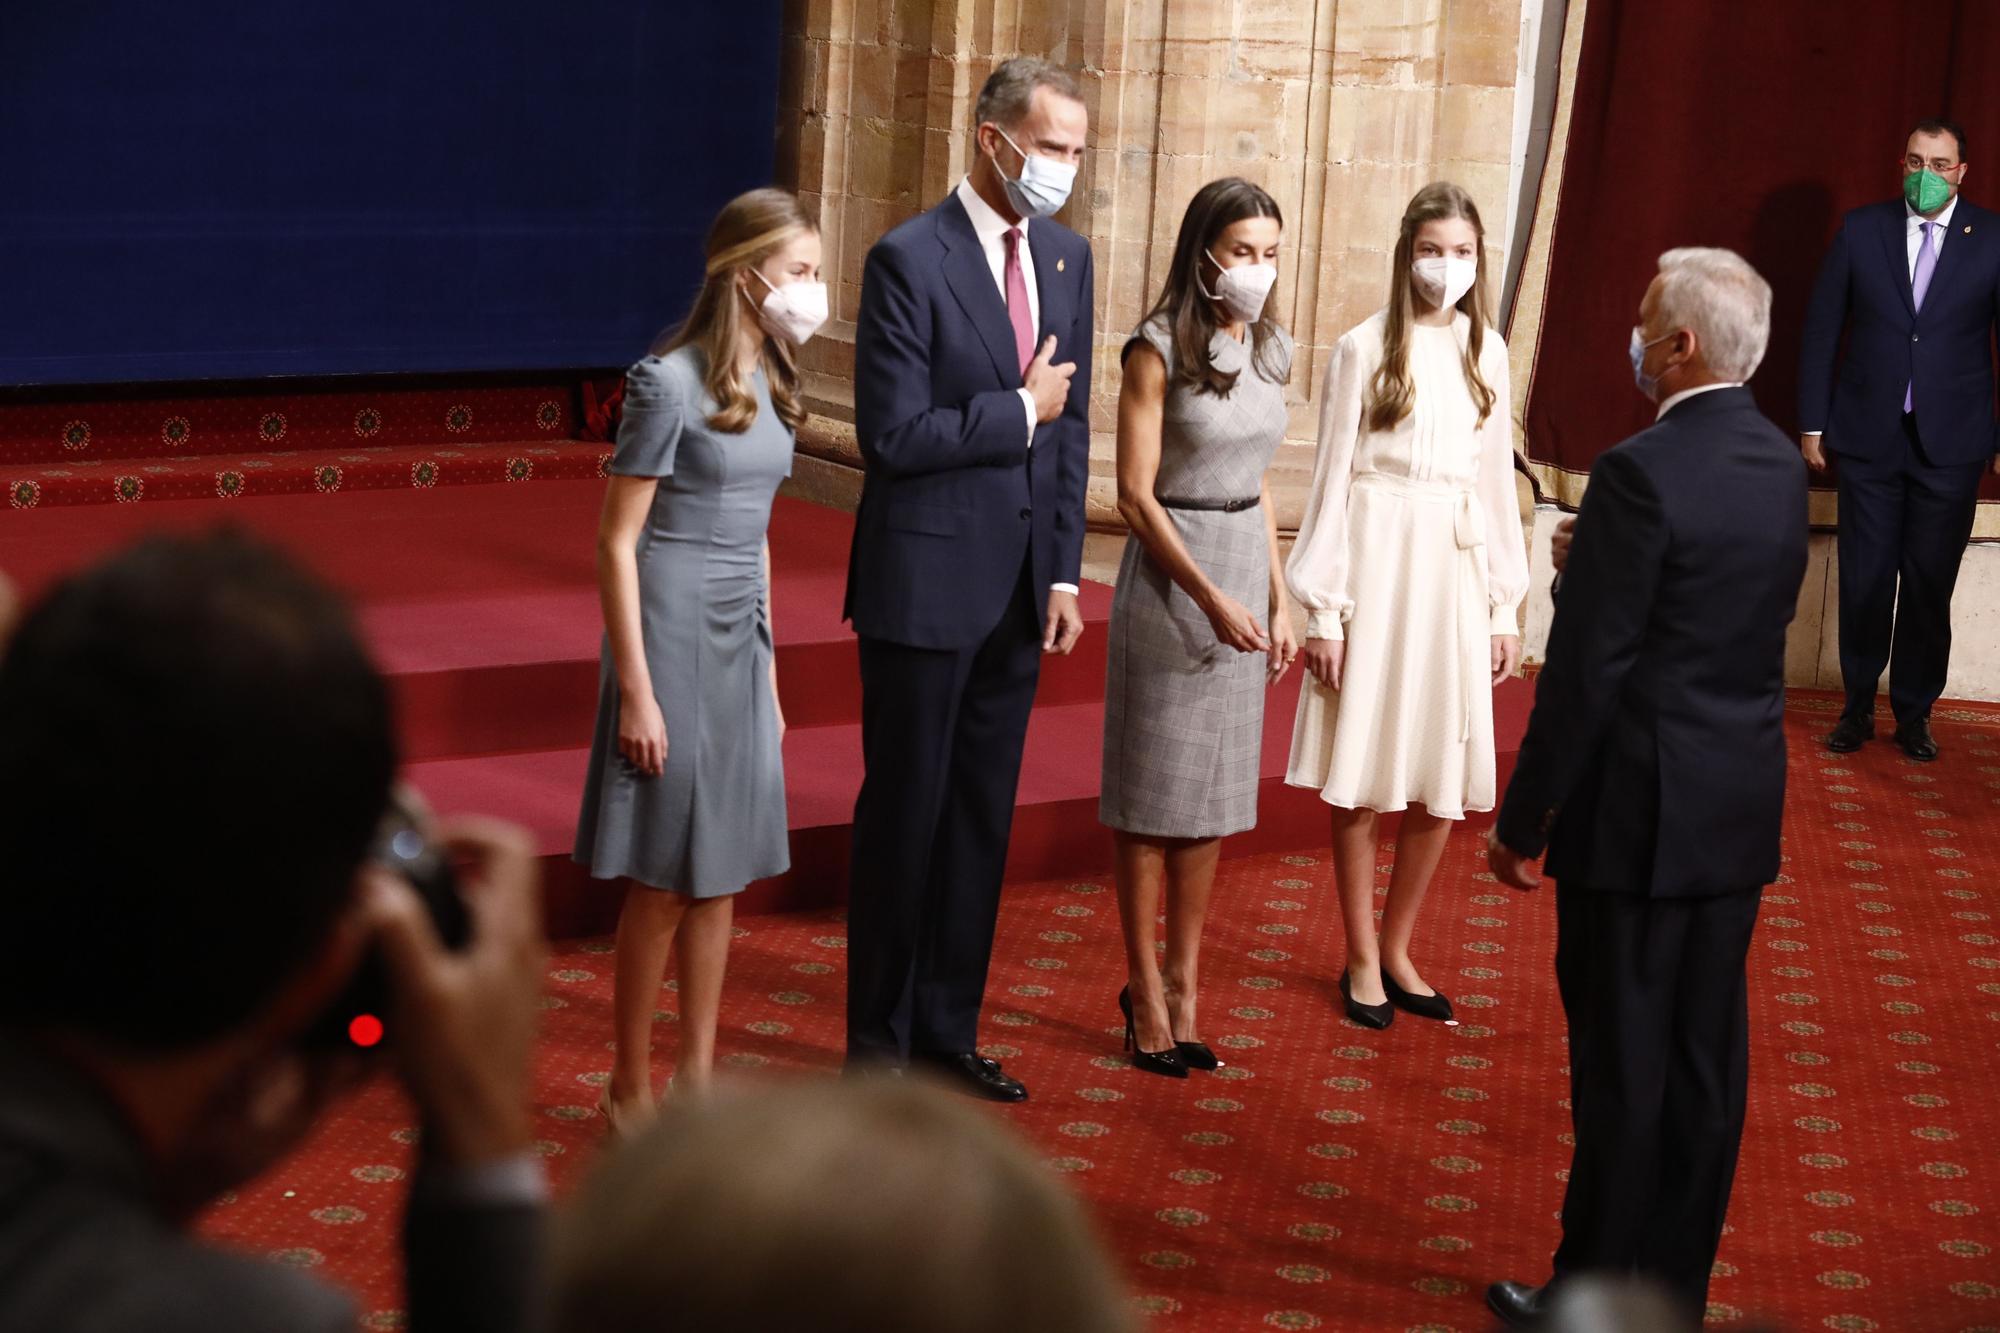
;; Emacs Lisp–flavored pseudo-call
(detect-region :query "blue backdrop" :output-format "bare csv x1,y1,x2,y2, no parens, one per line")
0,2,782,385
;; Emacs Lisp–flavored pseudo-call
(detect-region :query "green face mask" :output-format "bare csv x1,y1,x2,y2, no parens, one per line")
1904,168,1954,214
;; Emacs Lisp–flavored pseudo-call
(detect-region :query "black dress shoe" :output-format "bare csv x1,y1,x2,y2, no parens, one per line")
1894,717,1939,762
912,1051,1028,1103
1381,971,1454,1022
1485,1279,1550,1328
1339,971,1394,1030
1118,987,1188,1079
1825,713,1874,753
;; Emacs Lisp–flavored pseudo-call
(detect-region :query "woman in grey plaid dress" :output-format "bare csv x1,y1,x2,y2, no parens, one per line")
1100,178,1298,1077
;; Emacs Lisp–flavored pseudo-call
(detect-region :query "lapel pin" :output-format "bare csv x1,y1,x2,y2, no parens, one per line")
1965,224,1973,234
1057,257,1066,272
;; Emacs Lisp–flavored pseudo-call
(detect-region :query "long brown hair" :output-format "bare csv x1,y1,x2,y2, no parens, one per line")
1133,177,1288,396
1364,181,1496,433
654,188,815,435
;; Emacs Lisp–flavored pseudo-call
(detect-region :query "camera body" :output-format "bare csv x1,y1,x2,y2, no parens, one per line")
302,799,470,1050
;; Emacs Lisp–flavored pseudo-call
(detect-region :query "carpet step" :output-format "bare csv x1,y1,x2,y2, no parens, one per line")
0,380,577,467
4,439,611,509
408,674,1533,938
0,481,1110,753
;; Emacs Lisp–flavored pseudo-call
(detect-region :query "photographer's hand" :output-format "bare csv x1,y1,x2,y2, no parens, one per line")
363,817,547,1166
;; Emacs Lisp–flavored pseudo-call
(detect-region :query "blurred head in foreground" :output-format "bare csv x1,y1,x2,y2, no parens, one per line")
552,1075,1135,1333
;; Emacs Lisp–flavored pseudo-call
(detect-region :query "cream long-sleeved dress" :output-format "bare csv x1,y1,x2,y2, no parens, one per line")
1284,310,1529,819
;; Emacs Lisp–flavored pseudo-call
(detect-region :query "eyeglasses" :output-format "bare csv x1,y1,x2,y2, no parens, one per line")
1905,156,1961,174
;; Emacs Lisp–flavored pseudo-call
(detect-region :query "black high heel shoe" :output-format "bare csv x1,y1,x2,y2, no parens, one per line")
1381,971,1453,1022
1119,986,1189,1079
1339,971,1394,1030
1175,1040,1223,1072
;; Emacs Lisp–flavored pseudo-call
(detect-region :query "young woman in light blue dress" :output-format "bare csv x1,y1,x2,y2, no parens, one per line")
575,189,825,1131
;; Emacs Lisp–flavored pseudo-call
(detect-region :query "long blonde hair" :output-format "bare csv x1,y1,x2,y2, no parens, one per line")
1365,181,1496,432
655,188,816,435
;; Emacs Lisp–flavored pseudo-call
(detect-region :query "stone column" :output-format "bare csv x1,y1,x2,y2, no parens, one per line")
777,0,1528,531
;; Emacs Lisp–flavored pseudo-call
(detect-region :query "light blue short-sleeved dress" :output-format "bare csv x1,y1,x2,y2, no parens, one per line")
573,346,793,896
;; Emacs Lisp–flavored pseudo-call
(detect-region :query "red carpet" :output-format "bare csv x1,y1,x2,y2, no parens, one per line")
197,699,2000,1331
0,380,607,507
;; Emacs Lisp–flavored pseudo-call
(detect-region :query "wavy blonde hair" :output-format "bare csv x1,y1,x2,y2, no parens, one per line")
1365,181,1496,433
654,188,816,435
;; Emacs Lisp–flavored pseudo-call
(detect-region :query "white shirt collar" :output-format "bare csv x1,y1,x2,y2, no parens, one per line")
956,176,1025,244
1655,381,1743,421
1906,193,1959,231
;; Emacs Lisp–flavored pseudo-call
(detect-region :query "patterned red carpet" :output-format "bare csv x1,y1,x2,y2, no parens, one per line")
200,699,2000,1331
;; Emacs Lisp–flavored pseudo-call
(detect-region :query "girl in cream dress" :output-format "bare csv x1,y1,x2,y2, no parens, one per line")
1285,182,1529,1031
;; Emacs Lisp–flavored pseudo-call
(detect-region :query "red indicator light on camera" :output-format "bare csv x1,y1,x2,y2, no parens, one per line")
348,1014,385,1048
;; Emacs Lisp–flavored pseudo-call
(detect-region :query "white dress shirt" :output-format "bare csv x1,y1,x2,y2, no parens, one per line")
953,176,1077,599
1907,192,1957,278
1655,380,1743,421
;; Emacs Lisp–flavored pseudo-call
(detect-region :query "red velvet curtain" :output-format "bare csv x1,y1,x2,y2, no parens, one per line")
1520,0,2000,505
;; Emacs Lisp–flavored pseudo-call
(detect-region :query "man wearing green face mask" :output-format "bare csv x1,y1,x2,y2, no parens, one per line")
1799,118,2000,762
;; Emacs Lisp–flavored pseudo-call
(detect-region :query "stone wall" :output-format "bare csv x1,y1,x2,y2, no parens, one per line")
776,0,1530,531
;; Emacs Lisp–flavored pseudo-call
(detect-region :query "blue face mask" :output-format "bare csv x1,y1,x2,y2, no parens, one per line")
993,126,1076,220
1629,327,1674,401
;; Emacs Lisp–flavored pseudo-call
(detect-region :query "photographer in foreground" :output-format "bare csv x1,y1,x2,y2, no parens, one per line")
0,533,548,1332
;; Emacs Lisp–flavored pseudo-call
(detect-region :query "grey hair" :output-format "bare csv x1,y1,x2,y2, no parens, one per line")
1654,247,1772,381
973,56,1083,131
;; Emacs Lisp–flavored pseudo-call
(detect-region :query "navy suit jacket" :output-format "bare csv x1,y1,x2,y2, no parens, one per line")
1496,388,1808,898
1798,197,2000,465
844,193,1094,650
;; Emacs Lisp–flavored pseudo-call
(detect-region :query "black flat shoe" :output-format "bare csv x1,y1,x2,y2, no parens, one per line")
1486,1279,1550,1328
1894,717,1939,762
1381,972,1454,1022
1339,971,1394,1030
1119,986,1188,1079
911,1051,1028,1102
1825,713,1874,753
1174,1041,1222,1071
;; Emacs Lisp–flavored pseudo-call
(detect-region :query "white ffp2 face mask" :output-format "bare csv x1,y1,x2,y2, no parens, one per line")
749,270,829,346
1411,255,1478,311
994,126,1077,219
1200,248,1278,323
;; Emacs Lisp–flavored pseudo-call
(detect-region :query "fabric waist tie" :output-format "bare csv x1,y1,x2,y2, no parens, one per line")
1352,474,1485,741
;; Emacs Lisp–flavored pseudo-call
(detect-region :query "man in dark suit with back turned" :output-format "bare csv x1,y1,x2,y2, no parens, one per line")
1800,118,2000,762
843,57,1094,1102
1483,248,1808,1325
0,534,548,1332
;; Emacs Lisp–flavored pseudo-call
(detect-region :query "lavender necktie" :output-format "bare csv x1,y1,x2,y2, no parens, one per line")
1905,220,1937,413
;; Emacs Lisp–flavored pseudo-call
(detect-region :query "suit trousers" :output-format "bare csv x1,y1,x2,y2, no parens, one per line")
845,559,1042,1060
1834,415,1984,725
1551,883,1762,1318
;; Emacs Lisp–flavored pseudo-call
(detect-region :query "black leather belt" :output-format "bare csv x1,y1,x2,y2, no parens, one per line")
1156,495,1260,512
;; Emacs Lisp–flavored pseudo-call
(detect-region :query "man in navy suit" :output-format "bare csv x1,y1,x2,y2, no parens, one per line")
1484,249,1808,1325
1799,118,2000,761
842,57,1094,1102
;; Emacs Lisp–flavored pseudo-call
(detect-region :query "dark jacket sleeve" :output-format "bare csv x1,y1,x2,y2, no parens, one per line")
853,239,1035,479
1797,217,1853,435
403,1170,548,1333
1495,447,1668,856
1052,243,1094,584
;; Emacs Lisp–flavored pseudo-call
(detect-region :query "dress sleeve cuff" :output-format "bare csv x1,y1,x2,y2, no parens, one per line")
1489,602,1523,636
1050,583,1079,596
1305,609,1344,641
1016,389,1037,447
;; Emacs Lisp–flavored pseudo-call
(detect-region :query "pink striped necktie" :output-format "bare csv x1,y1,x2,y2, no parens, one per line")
1002,227,1034,374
